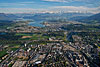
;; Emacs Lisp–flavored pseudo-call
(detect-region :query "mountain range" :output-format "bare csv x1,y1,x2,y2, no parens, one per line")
71,13,100,23
0,12,100,24
23,13,92,21
0,13,19,21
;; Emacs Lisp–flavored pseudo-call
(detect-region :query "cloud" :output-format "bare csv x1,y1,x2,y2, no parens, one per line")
43,0,100,8
43,0,69,2
0,8,51,13
19,2,35,4
0,8,36,13
0,5,100,14
48,6,100,13
0,2,35,7
43,0,100,4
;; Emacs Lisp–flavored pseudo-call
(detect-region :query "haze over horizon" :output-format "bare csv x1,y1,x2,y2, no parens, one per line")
0,0,100,13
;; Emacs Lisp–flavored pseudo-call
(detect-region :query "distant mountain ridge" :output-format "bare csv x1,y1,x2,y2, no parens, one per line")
0,13,19,21
71,13,100,23
23,13,93,21
86,13,100,21
0,12,95,23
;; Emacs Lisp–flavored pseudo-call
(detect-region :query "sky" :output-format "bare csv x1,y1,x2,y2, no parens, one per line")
0,0,100,13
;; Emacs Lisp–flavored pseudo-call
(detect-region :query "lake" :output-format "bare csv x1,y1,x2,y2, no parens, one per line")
28,21,45,27
17,18,45,27
0,32,7,35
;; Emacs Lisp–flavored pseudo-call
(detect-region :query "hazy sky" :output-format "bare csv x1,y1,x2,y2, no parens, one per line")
0,0,100,13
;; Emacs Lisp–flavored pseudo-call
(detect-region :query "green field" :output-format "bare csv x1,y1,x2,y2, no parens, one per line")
0,50,7,58
16,33,32,36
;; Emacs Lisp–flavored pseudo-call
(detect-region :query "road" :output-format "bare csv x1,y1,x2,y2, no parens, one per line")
0,48,20,67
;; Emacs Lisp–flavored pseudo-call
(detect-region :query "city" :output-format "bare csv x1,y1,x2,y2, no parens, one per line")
0,20,100,67
0,0,100,67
